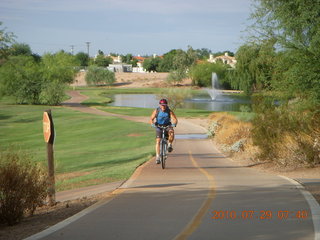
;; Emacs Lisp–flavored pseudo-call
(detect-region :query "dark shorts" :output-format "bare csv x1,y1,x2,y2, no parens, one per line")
156,125,173,139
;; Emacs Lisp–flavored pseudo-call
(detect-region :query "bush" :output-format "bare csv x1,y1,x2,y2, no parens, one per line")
0,56,43,104
0,149,47,225
85,66,115,86
208,113,252,147
0,51,77,105
39,81,66,105
251,96,320,167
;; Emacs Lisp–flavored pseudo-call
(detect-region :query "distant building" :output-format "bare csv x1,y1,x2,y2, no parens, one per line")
132,55,147,73
109,55,122,63
107,64,132,72
208,52,237,68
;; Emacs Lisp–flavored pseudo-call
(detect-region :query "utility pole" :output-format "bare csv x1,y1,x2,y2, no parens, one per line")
85,42,91,56
70,45,74,55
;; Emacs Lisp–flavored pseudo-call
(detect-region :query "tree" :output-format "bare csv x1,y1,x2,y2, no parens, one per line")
0,22,16,61
230,39,276,94
41,51,77,84
85,66,115,86
121,53,138,66
196,48,212,59
121,54,133,64
0,51,77,105
189,62,228,87
10,43,32,56
165,46,198,85
245,0,320,166
143,57,162,72
166,69,186,85
75,52,89,67
213,51,234,57
249,0,320,102
39,51,77,105
0,56,42,104
157,49,177,72
173,46,197,71
95,54,112,67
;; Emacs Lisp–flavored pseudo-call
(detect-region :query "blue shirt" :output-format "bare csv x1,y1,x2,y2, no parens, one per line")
156,107,171,125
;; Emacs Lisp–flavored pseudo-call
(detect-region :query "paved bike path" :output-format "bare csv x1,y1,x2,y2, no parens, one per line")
32,139,316,240
29,91,318,240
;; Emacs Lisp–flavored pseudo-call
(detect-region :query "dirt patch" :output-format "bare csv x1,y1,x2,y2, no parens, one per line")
56,171,94,182
0,192,110,240
127,133,145,137
71,72,192,88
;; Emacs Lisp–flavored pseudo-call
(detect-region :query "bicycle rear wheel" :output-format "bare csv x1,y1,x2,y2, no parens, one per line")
160,140,167,169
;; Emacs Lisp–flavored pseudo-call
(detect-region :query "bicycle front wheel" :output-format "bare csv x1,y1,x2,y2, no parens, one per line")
160,140,167,169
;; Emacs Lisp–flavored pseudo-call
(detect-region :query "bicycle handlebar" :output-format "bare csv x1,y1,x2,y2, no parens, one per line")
154,124,175,129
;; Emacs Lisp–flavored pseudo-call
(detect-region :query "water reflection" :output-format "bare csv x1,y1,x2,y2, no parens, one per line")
109,93,251,112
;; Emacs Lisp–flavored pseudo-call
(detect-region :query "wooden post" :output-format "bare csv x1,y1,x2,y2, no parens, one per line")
43,110,55,206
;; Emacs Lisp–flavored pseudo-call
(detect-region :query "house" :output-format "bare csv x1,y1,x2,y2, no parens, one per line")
208,52,237,68
132,55,147,73
107,64,132,72
109,55,122,63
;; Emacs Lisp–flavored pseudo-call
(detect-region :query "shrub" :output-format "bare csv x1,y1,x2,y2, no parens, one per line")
208,112,252,151
0,52,77,105
251,96,320,167
39,81,66,105
0,149,47,225
85,66,115,86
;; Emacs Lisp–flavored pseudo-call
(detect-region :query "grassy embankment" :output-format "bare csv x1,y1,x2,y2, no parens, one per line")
0,95,155,191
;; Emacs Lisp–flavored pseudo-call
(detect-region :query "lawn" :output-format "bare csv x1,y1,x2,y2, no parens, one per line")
0,101,154,191
0,87,250,191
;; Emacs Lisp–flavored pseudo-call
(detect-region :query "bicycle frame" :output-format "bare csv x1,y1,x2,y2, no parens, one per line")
157,125,170,169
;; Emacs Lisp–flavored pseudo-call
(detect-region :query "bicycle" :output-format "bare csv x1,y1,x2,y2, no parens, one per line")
156,125,172,169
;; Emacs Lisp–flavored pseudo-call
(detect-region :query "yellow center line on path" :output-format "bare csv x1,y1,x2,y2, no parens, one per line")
174,151,216,240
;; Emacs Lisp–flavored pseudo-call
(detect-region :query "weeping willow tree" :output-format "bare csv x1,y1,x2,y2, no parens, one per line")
248,0,320,103
238,0,320,167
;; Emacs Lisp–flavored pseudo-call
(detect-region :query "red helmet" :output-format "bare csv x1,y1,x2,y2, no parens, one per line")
159,99,168,105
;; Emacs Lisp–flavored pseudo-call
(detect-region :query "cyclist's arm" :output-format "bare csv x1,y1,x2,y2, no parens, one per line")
150,109,157,125
170,111,178,125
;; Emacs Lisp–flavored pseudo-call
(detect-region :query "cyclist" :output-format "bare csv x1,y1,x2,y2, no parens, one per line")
150,99,178,164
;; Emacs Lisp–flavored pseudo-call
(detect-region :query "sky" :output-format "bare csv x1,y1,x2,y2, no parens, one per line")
0,0,253,56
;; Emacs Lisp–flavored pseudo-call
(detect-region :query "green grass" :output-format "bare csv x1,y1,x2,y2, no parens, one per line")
0,102,155,191
0,87,251,191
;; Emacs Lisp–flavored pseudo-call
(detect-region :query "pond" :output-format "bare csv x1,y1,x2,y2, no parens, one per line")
108,92,251,112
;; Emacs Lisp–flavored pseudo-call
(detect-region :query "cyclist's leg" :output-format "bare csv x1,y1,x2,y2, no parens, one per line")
156,138,161,156
168,127,174,144
155,128,161,163
168,127,174,152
